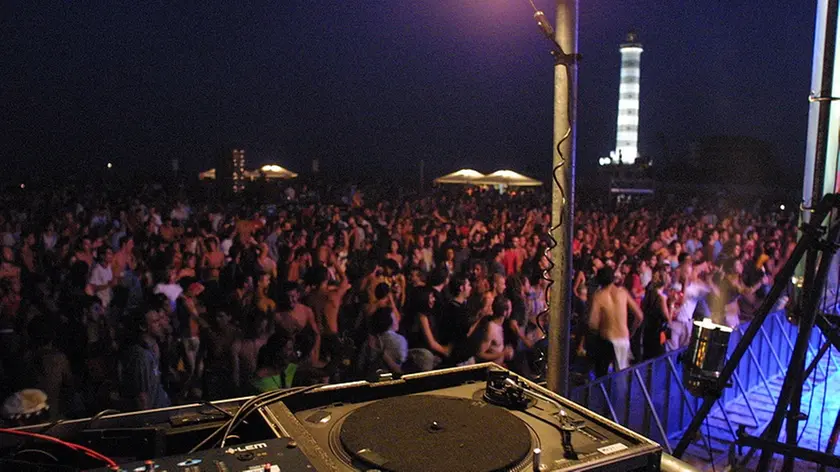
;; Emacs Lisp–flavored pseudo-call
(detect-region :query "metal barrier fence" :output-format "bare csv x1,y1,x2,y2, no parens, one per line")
567,311,836,452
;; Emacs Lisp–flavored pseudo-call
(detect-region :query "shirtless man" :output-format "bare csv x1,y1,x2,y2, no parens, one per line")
476,296,514,366
275,282,321,365
305,265,351,374
587,267,643,376
0,247,21,283
112,235,136,282
201,237,225,281
307,266,350,336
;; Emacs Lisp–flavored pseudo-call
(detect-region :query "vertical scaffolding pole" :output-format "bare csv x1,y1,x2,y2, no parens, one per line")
803,0,839,219
546,0,578,396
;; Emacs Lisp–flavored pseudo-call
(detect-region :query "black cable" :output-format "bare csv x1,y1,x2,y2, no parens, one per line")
219,388,303,448
201,401,236,419
190,385,320,453
220,384,322,447
189,397,272,454
704,417,717,472
191,391,278,454
12,408,119,458
798,335,820,443
819,340,831,447
36,419,65,436
11,419,66,457
13,448,59,462
87,409,120,429
190,393,279,453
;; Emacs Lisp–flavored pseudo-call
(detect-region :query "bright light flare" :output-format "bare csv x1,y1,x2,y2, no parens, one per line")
107,162,113,169
779,204,785,211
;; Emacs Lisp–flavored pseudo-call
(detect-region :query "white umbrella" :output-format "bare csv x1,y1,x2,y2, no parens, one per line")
259,164,299,180
474,170,542,187
433,168,486,185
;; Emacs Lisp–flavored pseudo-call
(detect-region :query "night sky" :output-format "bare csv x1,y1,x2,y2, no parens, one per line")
0,1,817,186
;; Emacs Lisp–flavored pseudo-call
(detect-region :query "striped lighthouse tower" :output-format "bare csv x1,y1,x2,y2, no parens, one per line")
614,31,643,164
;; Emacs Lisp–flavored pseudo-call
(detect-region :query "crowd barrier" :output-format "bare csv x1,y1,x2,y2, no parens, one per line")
567,311,836,452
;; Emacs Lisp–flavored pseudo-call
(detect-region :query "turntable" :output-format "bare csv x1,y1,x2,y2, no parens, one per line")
81,364,659,471
260,364,661,471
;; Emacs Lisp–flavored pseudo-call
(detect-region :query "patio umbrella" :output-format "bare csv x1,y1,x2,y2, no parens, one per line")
259,164,298,180
433,168,486,184
474,170,542,187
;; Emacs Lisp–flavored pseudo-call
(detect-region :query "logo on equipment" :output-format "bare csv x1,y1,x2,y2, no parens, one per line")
224,442,268,455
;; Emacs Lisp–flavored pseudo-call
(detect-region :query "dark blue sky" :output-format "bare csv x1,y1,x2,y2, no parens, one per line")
0,1,817,184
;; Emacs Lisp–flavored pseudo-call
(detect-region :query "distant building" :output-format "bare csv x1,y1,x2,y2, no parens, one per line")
596,32,650,198
232,149,245,193
216,148,247,194
613,32,644,164
595,159,654,200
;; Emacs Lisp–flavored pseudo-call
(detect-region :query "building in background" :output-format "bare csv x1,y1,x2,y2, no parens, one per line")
216,148,246,194
596,32,651,199
614,31,643,164
599,32,644,167
232,149,245,193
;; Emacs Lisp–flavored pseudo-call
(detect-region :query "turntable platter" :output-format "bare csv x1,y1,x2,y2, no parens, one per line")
338,395,532,472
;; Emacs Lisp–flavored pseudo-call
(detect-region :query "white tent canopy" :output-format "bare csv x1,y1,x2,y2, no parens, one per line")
198,168,216,180
434,168,486,184
259,164,298,180
473,170,542,187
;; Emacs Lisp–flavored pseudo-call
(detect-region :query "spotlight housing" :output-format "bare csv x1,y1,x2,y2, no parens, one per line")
682,318,733,397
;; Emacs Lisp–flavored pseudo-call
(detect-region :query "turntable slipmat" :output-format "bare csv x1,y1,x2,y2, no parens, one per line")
338,395,532,472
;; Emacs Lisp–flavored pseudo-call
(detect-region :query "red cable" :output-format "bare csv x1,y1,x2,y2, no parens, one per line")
0,427,119,469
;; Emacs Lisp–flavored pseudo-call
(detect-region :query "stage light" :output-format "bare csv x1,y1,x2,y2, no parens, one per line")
107,162,113,169
19,183,24,189
780,204,786,211
682,318,733,397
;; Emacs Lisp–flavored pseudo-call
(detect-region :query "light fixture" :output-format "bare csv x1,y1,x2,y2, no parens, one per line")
107,162,113,169
780,204,786,211
682,318,733,397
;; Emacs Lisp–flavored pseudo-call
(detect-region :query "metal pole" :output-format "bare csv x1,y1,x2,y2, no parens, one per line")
803,0,839,219
546,0,578,396
674,195,839,458
768,221,840,471
820,407,840,472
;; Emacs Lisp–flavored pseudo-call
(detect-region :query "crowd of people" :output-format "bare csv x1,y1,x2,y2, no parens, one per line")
0,182,797,423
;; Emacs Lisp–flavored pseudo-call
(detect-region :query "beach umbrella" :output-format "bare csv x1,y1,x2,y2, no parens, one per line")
259,164,298,180
433,168,486,184
474,170,542,187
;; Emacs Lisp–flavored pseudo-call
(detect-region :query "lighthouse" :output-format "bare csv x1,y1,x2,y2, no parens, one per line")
614,31,643,164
